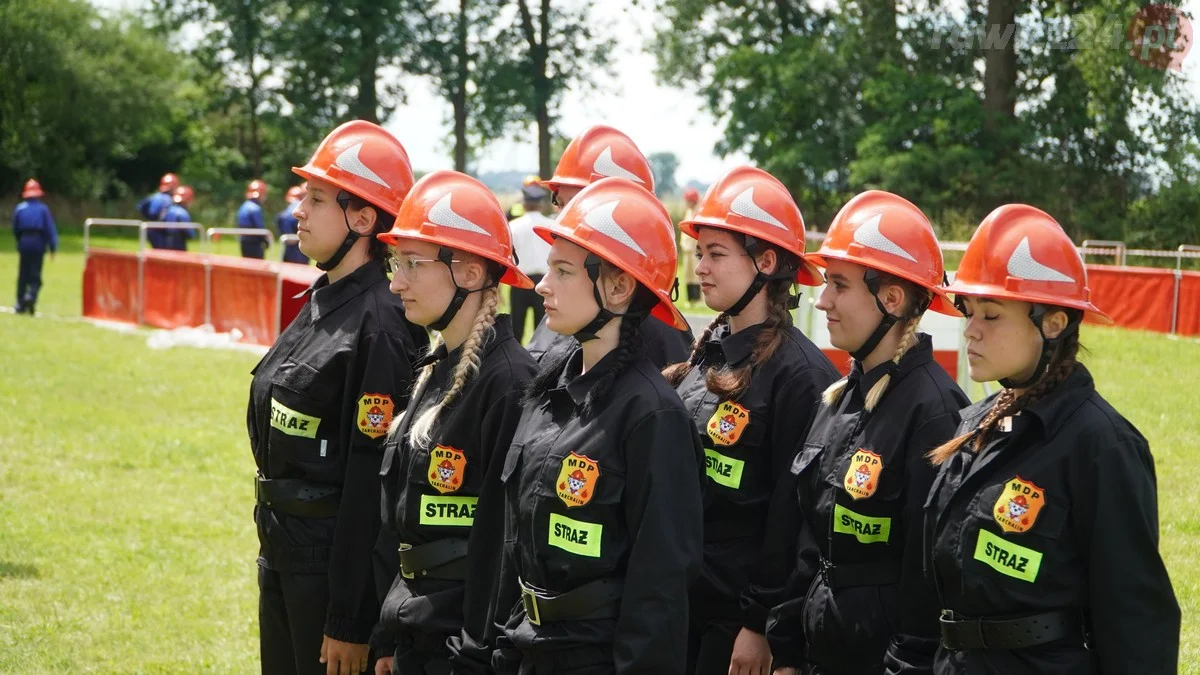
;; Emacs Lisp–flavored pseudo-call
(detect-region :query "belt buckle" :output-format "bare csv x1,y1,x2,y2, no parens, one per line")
398,543,415,580
520,581,542,626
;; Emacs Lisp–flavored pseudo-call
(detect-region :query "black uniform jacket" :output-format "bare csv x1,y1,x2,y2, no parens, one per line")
675,322,838,633
247,259,428,642
767,334,968,674
495,347,705,674
373,315,536,657
525,314,693,369
925,364,1180,675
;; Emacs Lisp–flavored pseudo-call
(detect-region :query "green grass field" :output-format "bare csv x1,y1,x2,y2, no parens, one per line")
1,233,1198,672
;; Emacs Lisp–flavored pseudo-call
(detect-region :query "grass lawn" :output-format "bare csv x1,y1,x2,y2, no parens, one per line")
1,233,1198,672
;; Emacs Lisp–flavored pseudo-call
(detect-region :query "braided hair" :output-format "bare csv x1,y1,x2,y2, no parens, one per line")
662,270,795,401
928,310,1082,464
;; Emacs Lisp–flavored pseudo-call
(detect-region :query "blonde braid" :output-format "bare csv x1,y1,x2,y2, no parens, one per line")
408,287,500,449
864,316,920,412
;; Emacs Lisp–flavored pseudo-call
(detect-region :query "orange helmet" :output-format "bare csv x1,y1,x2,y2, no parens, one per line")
809,190,957,316
293,120,415,216
534,177,686,330
378,170,533,289
172,185,194,205
1011,495,1029,507
159,173,179,192
680,166,822,286
245,179,267,200
945,204,1109,322
683,186,700,203
570,469,586,481
543,125,655,194
21,179,44,199
285,184,306,203
522,174,542,187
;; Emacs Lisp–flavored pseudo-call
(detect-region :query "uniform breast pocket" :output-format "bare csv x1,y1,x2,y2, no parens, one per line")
409,444,477,530
269,360,340,466
964,481,1068,587
536,452,626,569
821,448,906,546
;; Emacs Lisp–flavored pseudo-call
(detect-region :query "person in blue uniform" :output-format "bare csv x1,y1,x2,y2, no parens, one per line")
239,179,270,259
12,179,58,315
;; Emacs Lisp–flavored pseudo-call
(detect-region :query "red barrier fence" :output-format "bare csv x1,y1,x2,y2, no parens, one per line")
1084,264,1200,337
81,219,321,346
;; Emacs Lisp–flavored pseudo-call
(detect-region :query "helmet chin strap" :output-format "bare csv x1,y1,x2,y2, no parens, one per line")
725,235,800,316
427,248,499,332
574,254,621,342
998,306,1080,389
316,191,363,272
849,268,902,363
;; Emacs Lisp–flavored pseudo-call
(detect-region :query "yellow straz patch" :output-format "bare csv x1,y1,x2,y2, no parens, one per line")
993,477,1046,534
843,449,883,500
704,448,745,490
548,513,602,557
419,494,477,527
356,393,394,439
428,446,467,494
556,453,600,507
833,504,891,544
270,398,320,438
706,401,750,446
974,529,1043,582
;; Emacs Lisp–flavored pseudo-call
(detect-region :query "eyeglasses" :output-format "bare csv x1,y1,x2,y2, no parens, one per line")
386,253,460,281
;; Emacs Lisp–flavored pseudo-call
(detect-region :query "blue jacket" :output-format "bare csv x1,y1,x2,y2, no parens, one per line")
275,201,300,235
141,191,174,248
161,203,196,251
237,199,267,250
13,199,58,255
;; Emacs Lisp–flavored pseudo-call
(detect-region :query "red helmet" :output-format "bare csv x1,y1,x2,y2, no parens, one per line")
159,173,179,192
543,125,655,194
378,170,533,289
285,184,306,203
570,469,586,481
172,185,194,205
1011,495,1028,507
534,177,687,330
680,165,822,285
809,190,958,316
944,204,1110,322
245,179,267,200
439,459,454,470
683,186,700,203
293,120,415,216
21,179,44,199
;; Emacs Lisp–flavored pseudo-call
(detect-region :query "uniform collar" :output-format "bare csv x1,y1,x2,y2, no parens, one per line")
306,258,387,322
556,345,623,408
702,322,763,369
1008,363,1095,434
852,332,934,396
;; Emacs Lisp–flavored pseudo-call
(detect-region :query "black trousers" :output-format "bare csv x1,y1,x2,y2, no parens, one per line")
259,566,336,675
16,251,44,311
509,275,544,344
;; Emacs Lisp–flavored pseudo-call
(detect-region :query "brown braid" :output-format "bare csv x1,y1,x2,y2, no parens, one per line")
701,277,792,400
929,324,1081,465
662,312,728,386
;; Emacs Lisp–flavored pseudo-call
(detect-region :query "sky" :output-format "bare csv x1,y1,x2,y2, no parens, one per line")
94,0,1200,184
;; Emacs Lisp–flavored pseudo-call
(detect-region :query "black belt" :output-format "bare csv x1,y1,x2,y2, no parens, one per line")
255,476,340,518
398,539,469,580
940,609,1084,650
818,557,901,589
519,577,623,626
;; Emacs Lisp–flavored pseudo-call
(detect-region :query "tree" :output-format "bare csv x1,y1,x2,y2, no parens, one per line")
648,152,680,195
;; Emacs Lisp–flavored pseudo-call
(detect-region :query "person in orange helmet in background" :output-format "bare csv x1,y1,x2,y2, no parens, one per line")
13,179,58,315
248,121,428,675
278,184,310,264
370,171,537,675
486,177,704,674
161,185,197,251
140,172,179,249
665,167,838,675
678,185,702,303
925,205,1178,674
525,124,694,368
239,178,270,259
767,191,968,675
